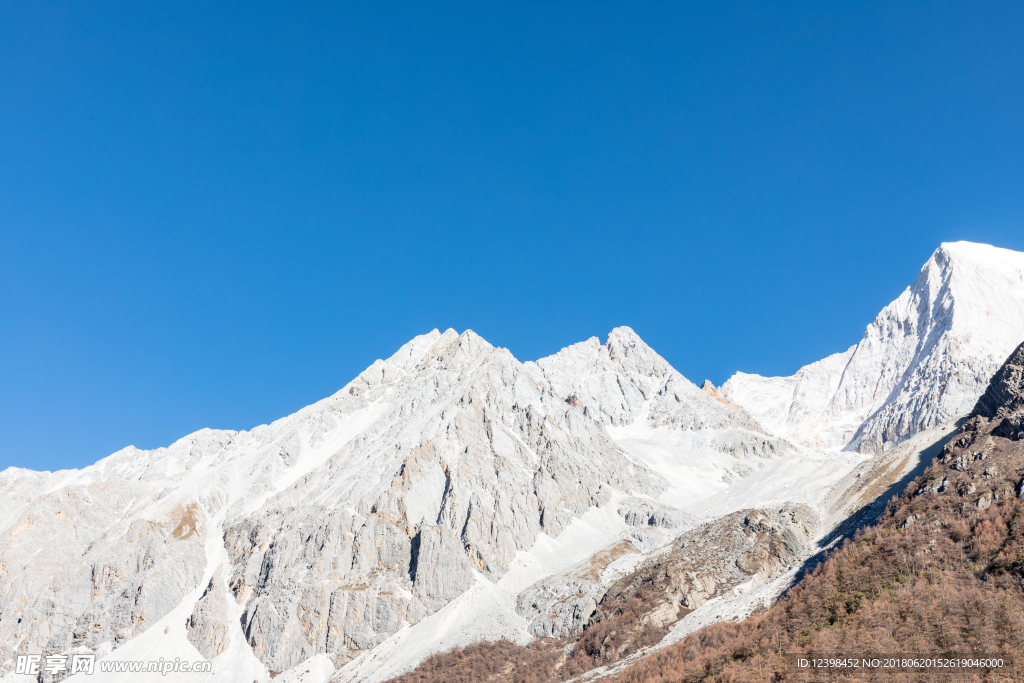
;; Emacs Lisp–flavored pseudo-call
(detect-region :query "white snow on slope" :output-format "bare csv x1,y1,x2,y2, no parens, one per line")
723,242,1024,453
685,449,866,519
606,420,824,512
61,510,268,683
335,500,633,683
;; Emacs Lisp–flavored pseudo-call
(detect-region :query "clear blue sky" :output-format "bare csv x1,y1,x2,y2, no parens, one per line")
2,2,1022,471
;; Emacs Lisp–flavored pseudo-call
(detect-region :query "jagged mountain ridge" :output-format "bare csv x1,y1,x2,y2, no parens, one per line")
723,241,1024,454
1,242,1022,683
0,327,788,682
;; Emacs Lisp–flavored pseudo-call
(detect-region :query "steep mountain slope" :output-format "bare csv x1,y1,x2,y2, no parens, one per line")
531,331,802,507
2,242,1023,683
0,328,786,683
387,341,1024,683
608,341,1024,683
723,242,1024,453
379,423,964,683
379,244,1024,683
386,505,819,683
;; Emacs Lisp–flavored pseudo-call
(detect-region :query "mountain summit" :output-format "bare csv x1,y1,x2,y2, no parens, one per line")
723,241,1024,453
1,243,1023,683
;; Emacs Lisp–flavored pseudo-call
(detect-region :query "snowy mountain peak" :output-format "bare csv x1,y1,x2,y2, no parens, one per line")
605,324,647,354
352,328,499,392
723,242,1024,453
530,327,776,441
4,244,1024,683
935,239,1023,265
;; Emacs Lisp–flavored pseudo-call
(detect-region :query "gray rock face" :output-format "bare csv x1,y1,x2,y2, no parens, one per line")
0,490,207,667
513,504,817,645
218,328,799,673
616,498,697,530
514,499,696,640
595,504,818,618
410,525,475,605
225,506,427,671
515,539,642,639
187,565,232,659
512,501,817,646
203,328,764,673
973,341,1024,440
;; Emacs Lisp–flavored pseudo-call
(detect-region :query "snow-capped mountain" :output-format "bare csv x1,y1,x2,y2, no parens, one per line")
722,242,1024,453
0,328,796,682
1,242,1022,683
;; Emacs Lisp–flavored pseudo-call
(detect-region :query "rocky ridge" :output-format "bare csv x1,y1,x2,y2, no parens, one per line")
0,242,1022,683
385,504,819,683
723,241,1024,454
0,327,787,681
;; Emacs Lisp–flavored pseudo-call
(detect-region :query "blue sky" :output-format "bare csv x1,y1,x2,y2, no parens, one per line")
2,1,1022,471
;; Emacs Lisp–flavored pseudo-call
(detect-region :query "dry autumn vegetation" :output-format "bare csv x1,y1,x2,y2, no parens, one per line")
387,343,1024,683
385,580,671,683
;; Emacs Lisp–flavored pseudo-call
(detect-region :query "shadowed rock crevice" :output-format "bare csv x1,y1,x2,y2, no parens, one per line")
408,530,422,584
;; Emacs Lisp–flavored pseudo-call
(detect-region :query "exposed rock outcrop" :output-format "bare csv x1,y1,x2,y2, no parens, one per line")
187,564,232,659
604,340,1024,683
0,494,207,667
973,341,1024,440
594,504,816,619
